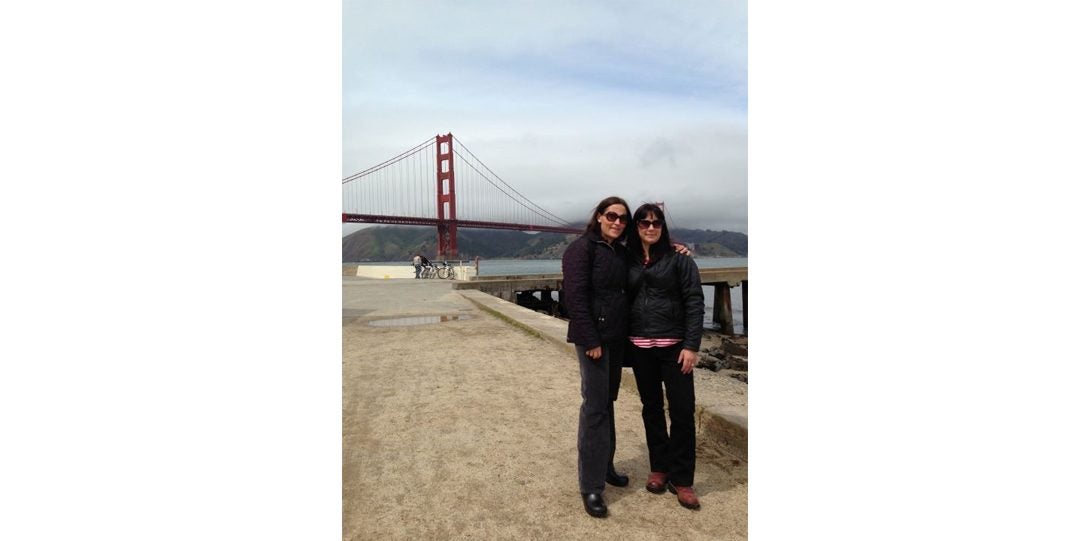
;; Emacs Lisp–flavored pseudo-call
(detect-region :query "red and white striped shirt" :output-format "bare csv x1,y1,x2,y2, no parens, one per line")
628,336,683,348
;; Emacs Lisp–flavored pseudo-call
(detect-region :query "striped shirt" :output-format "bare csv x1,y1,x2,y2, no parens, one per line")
628,336,683,348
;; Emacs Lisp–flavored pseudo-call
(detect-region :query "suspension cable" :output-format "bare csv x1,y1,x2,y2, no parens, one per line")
452,136,569,225
452,148,568,226
342,136,434,183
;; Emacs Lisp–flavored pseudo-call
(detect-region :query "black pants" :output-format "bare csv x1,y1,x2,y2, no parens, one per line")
630,342,696,486
576,341,623,494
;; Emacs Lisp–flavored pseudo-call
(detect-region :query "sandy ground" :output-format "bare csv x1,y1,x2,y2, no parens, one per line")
343,278,747,540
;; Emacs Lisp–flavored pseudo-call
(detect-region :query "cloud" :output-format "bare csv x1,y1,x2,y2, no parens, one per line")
640,138,682,168
343,0,748,234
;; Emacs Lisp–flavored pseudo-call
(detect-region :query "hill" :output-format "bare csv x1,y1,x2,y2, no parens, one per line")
342,226,747,262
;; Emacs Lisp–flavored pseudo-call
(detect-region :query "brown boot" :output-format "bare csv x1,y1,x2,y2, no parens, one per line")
645,471,668,494
667,482,701,510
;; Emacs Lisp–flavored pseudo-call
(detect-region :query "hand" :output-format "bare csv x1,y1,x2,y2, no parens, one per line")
672,243,692,257
677,349,698,374
587,346,603,360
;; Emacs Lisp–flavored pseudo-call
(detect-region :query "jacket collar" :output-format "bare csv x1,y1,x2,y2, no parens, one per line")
642,247,672,267
589,230,636,255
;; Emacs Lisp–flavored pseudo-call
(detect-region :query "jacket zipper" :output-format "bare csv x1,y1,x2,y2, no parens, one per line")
592,238,613,328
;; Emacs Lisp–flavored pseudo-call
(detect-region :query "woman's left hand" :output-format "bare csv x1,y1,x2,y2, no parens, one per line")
677,349,699,374
672,243,691,257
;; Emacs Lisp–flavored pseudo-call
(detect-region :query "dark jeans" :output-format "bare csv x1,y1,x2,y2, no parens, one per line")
630,342,696,486
576,341,623,494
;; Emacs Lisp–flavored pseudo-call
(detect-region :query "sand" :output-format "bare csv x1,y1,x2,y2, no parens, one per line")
343,279,747,540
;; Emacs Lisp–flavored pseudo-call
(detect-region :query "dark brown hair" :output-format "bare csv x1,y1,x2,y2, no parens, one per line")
583,196,632,235
627,203,672,259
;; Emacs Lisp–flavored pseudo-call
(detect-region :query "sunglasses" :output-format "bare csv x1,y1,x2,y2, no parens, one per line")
602,211,628,224
637,219,662,230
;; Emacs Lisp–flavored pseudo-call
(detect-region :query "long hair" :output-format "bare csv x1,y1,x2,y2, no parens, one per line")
627,203,672,260
583,196,632,235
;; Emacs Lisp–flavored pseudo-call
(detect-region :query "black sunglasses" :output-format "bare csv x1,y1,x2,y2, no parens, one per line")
637,219,662,230
602,211,628,224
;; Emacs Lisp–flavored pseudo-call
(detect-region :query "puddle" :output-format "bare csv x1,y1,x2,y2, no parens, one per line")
367,315,472,327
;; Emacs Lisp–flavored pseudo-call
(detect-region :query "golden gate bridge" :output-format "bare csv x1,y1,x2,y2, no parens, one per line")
342,133,582,259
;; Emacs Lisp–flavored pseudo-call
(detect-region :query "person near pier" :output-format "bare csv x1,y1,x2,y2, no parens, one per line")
625,203,705,510
413,254,431,279
562,196,633,519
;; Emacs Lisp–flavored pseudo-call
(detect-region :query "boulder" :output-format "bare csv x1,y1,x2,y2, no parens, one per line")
697,353,722,372
721,340,748,356
725,355,748,371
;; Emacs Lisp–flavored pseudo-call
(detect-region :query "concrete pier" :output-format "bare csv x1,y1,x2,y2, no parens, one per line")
343,265,747,335
343,277,747,540
453,267,748,334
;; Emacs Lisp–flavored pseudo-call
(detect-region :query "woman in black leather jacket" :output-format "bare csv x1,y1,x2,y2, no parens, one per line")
625,203,704,510
561,196,632,518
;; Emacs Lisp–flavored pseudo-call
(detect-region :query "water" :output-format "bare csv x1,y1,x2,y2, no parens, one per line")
348,257,748,334
368,315,472,327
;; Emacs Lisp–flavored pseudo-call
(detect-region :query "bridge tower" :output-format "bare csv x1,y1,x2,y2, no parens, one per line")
435,132,458,259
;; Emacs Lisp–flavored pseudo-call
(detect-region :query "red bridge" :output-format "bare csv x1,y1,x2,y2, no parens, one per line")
343,133,582,258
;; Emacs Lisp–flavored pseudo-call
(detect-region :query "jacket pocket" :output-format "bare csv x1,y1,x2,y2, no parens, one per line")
595,306,608,330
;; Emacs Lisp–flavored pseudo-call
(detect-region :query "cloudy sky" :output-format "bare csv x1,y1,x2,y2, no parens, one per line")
343,0,747,235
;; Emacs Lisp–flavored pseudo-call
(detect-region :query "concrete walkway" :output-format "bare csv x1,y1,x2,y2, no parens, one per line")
343,277,748,540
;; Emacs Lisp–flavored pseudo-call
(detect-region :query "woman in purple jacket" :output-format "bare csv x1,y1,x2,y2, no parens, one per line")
561,196,633,518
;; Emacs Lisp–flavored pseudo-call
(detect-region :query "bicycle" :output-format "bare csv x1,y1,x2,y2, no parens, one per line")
435,261,458,279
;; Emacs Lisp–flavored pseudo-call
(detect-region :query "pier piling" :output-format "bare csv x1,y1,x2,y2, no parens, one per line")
713,283,734,336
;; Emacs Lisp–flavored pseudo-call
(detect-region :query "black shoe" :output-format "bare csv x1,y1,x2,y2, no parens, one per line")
581,492,608,518
605,465,629,487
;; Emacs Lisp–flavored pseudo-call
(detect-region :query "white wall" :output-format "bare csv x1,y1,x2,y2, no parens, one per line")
352,264,478,280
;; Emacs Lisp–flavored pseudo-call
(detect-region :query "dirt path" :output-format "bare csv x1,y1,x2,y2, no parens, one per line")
343,279,747,540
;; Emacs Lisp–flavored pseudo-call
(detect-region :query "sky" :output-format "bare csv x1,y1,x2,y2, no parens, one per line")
342,0,747,236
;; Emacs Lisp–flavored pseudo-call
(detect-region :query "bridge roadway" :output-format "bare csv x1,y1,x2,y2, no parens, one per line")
343,277,747,540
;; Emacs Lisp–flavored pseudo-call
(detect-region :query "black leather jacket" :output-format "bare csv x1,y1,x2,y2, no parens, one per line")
562,231,630,348
627,251,704,351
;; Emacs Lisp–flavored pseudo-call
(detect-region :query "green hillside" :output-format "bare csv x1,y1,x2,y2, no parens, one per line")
342,226,747,262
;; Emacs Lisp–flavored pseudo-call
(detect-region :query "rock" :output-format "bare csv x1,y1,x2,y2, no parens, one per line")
725,355,748,371
696,353,722,372
722,340,748,356
698,331,746,378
